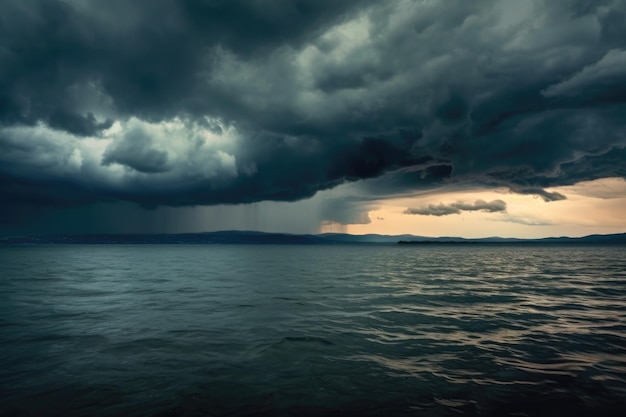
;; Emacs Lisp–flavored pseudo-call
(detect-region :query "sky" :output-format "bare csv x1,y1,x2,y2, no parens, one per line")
1,0,625,237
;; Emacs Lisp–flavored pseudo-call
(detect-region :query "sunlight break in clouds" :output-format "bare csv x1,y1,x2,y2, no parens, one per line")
346,178,626,238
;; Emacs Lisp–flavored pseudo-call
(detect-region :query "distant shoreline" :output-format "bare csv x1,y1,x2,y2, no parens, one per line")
397,240,626,245
1,231,625,245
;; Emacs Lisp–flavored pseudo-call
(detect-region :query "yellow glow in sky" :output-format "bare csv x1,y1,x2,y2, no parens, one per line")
339,178,626,238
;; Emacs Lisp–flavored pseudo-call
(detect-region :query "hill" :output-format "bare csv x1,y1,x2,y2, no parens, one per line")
1,231,625,245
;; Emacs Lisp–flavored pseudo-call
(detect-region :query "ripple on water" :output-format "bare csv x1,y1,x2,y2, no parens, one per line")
0,244,625,416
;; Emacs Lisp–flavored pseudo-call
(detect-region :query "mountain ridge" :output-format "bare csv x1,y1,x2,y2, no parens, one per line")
1,231,625,245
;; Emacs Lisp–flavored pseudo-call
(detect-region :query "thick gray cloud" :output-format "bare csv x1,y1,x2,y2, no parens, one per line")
509,187,567,202
405,199,507,216
405,204,462,217
102,126,171,174
1,0,626,230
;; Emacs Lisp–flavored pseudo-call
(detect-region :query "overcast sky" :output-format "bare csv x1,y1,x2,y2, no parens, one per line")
1,0,625,237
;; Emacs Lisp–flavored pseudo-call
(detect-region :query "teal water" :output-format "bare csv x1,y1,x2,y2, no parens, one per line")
1,244,625,416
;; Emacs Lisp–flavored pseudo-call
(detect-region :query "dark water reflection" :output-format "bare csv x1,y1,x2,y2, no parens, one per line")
1,244,625,416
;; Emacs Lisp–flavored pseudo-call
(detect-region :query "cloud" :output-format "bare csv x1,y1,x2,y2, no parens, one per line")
1,0,625,228
542,49,626,99
509,187,567,202
498,215,555,226
405,199,507,216
558,177,626,199
102,126,171,174
405,204,461,217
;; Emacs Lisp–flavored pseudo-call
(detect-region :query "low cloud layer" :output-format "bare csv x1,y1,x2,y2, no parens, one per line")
509,187,567,202
405,199,507,216
1,0,626,230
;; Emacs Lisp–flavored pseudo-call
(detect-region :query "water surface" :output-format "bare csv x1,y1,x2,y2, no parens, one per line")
1,244,625,416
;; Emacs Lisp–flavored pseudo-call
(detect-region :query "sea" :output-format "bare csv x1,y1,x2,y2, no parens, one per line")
1,244,625,417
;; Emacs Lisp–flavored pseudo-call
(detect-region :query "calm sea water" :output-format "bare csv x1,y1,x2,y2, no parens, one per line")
1,244,625,417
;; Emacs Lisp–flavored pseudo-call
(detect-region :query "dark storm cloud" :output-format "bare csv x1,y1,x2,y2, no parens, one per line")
1,0,626,221
405,199,507,216
102,126,170,174
509,187,567,202
0,0,373,126
48,111,114,137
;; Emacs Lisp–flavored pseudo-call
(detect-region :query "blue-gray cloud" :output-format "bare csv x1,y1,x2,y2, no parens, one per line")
0,0,625,230
509,187,567,202
405,199,507,216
